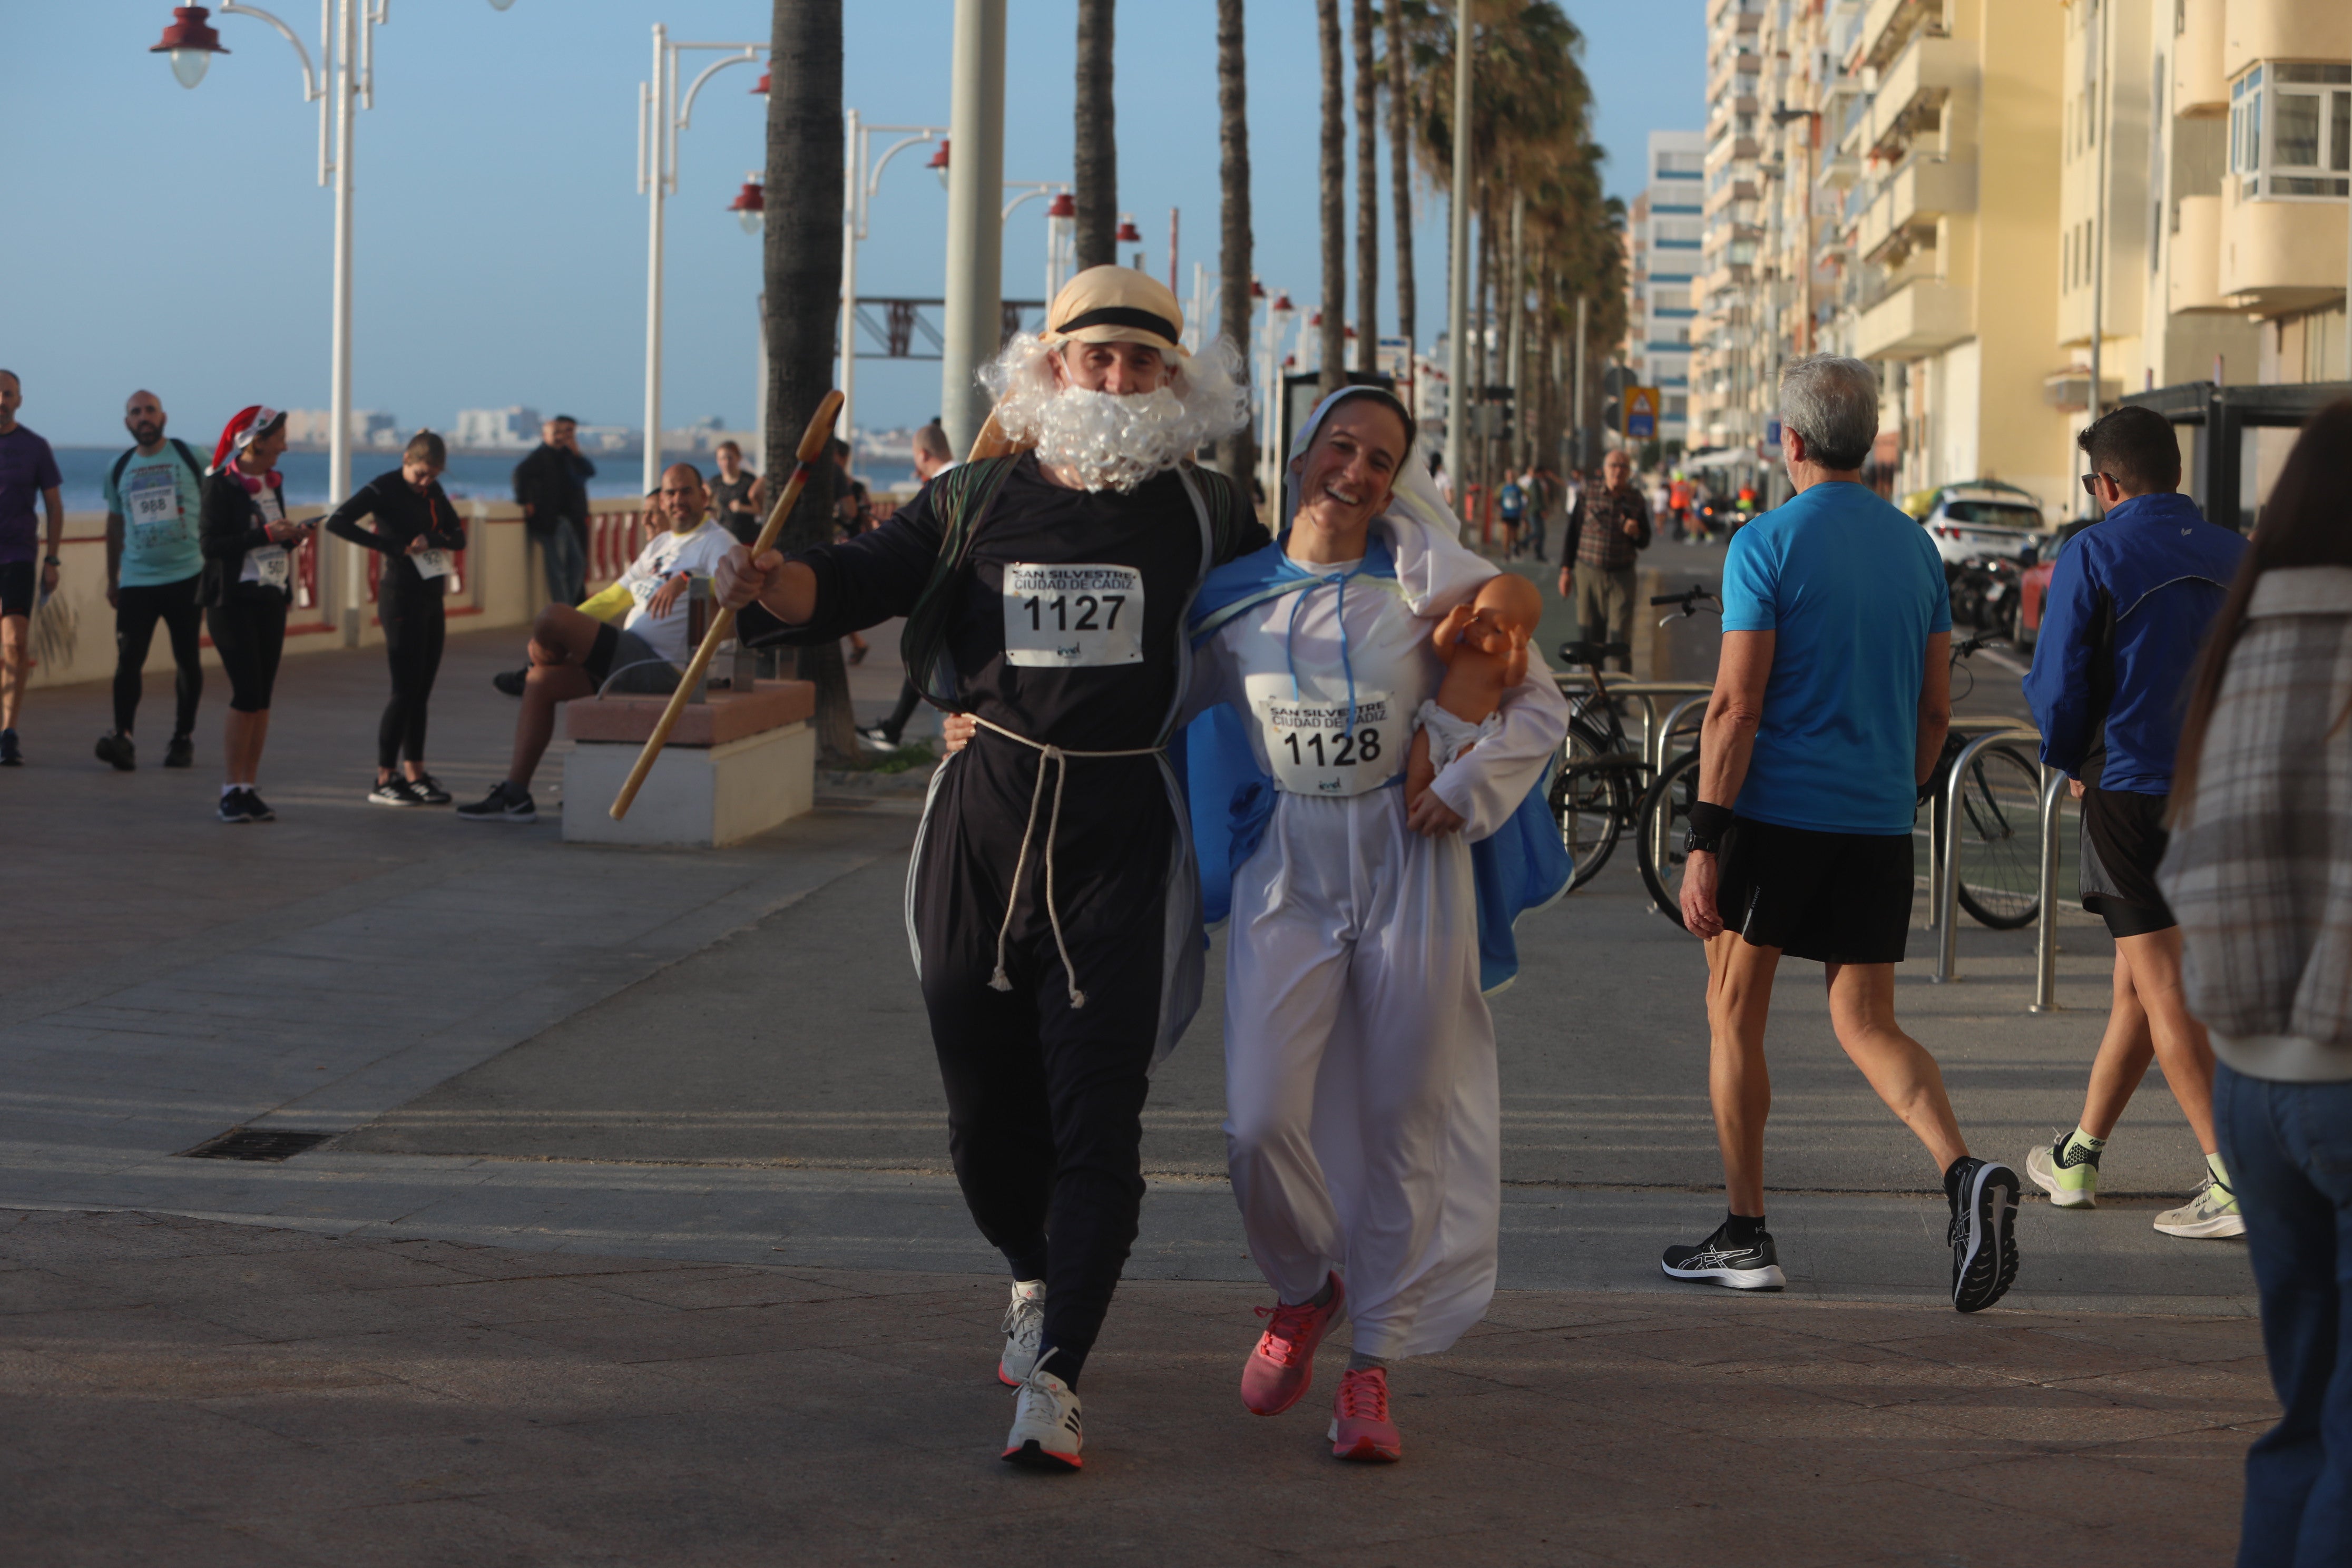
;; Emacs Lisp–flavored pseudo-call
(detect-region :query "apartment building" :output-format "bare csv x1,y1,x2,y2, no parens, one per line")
1690,0,1766,448
1623,130,1709,449
2054,0,2348,436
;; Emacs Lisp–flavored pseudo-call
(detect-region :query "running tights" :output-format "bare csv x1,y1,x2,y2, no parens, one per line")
112,576,204,738
377,593,446,769
205,592,289,714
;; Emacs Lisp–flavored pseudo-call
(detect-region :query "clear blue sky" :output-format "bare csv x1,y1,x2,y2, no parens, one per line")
3,2,1702,450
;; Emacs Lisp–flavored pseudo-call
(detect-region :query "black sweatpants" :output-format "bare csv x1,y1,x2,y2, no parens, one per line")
112,575,204,738
205,591,289,713
915,741,1179,1388
377,591,446,769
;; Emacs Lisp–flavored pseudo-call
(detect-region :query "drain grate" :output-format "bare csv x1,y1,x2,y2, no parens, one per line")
178,1126,336,1162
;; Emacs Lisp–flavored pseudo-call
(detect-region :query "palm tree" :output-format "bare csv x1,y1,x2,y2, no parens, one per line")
1217,0,1255,487
1386,0,1419,402
1074,0,1117,270
1317,0,1347,394
762,0,857,762
1352,0,1379,374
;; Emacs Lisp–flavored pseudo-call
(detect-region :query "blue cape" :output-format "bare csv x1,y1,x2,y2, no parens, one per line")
1180,538,1571,994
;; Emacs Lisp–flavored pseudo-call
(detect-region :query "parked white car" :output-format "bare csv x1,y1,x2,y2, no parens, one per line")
1919,482,2047,567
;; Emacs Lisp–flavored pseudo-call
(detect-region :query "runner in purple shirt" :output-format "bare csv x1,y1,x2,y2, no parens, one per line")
0,369,66,766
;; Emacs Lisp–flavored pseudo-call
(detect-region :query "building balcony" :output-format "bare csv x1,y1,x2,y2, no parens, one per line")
1857,156,1977,262
1865,33,1975,161
2219,194,2352,318
2172,0,2227,116
1853,277,1973,360
2169,194,2229,312
2042,370,2123,413
1705,180,1761,214
1818,150,1863,189
1855,0,1935,74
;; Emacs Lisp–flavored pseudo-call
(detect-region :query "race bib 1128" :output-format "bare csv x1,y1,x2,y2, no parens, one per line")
1244,674,1399,797
1002,563,1143,668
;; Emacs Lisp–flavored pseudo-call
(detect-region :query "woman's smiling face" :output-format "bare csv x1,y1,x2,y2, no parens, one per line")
1290,397,1408,550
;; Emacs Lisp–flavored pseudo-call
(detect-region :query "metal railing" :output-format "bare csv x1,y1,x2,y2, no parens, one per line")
1930,724,2040,984
2032,766,2068,1012
1552,676,1714,772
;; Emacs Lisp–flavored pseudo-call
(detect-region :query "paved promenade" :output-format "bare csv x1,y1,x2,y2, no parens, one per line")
2,615,2266,1564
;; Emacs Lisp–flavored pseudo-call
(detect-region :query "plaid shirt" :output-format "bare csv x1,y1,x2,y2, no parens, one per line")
2159,566,2352,1081
1566,483,1653,572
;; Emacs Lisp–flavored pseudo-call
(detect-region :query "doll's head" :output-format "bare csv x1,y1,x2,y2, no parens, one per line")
1458,573,1543,657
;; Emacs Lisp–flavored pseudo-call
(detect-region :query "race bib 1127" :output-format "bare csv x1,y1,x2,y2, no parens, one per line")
1002,563,1143,668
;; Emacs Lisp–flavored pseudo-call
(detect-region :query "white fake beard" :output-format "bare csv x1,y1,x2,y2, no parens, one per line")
984,334,1252,494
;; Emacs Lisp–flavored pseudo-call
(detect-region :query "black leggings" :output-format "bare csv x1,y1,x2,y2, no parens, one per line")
113,576,205,738
377,592,446,769
205,592,289,713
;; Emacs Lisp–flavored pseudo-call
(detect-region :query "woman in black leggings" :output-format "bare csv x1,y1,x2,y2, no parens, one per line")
325,430,468,806
199,405,309,824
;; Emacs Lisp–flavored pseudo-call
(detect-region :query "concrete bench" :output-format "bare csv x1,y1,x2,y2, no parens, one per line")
560,680,817,847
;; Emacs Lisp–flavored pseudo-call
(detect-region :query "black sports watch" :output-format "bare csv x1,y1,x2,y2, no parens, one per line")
1683,826,1725,856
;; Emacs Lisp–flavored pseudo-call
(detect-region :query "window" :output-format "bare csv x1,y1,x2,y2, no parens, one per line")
2231,62,2352,199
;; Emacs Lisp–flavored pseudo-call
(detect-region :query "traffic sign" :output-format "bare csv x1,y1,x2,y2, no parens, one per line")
1623,385,1661,441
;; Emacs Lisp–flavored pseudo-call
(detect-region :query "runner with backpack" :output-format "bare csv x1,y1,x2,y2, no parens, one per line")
96,391,208,771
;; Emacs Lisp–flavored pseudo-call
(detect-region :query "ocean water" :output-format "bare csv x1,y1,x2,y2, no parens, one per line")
50,447,919,513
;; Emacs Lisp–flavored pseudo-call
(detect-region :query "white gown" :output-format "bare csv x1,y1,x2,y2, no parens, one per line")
1189,519,1569,1359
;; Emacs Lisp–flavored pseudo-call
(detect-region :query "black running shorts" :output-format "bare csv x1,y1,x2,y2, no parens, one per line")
2079,783,2175,938
0,560,33,617
1713,816,1915,965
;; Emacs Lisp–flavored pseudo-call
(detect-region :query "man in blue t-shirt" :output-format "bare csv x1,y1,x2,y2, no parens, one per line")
0,368,65,767
1659,354,2022,1315
97,390,210,771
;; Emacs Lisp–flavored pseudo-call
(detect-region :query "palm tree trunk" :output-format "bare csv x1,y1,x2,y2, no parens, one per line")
1506,187,1525,471
1074,0,1118,270
1385,0,1415,408
1351,0,1378,375
1216,0,1255,489
1316,0,1346,395
763,0,856,762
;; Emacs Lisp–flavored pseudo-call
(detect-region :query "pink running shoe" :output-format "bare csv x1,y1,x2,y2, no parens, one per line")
1328,1366,1402,1463
1240,1272,1345,1416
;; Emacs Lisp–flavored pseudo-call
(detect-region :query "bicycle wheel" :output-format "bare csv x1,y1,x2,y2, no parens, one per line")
1951,744,2042,930
1552,719,1628,888
1635,749,1702,926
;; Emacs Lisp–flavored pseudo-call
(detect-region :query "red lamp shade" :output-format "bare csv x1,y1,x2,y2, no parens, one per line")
150,6,228,89
1114,214,1142,243
728,178,765,235
1272,292,1294,312
926,141,952,171
751,71,770,95
1250,279,1267,298
1308,311,1323,328
1047,191,1075,219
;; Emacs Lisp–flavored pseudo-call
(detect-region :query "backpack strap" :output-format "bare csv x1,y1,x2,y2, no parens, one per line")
109,439,209,500
171,438,205,484
898,455,1022,705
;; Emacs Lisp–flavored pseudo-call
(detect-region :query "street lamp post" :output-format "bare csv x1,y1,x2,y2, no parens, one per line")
149,2,518,642
639,26,767,495
1003,181,1077,305
834,112,949,449
1258,290,1295,497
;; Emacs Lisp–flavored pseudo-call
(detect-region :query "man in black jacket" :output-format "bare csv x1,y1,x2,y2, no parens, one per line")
511,415,594,607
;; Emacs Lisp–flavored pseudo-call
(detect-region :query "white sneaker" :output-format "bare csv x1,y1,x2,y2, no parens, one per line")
997,1278,1045,1387
1002,1355,1082,1473
2154,1173,2246,1239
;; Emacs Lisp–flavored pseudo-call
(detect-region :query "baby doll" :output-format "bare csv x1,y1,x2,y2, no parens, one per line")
1406,572,1545,807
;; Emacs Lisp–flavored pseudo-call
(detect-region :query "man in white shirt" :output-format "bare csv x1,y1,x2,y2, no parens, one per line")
457,463,733,823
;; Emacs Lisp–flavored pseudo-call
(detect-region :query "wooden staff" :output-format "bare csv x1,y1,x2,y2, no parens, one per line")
609,389,845,820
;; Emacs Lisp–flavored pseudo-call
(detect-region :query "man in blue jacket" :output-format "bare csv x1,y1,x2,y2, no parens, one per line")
2022,404,2248,1241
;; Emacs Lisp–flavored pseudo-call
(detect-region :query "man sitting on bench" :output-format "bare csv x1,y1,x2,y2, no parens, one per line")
457,463,734,824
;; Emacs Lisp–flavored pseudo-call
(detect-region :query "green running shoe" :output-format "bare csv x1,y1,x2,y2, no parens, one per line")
2026,1135,2100,1209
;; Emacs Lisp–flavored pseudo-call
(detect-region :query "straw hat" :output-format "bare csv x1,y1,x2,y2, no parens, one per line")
967,266,1188,462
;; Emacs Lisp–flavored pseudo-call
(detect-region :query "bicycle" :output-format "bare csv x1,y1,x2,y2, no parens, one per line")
1544,583,1720,890
1633,631,2043,930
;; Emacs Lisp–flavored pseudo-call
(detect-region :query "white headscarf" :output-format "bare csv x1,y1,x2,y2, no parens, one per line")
1283,387,1493,617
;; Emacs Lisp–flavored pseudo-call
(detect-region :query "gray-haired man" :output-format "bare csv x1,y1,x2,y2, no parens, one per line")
1663,354,2021,1313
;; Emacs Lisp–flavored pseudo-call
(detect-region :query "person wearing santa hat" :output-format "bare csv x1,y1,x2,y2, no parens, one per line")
198,406,310,822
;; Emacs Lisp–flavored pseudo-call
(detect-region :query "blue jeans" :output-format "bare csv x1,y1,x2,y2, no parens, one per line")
2216,1061,2352,1567
536,524,585,609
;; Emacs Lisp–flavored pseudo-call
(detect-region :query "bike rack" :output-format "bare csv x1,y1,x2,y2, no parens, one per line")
1932,726,2042,984
1553,676,1713,770
2031,766,2068,1012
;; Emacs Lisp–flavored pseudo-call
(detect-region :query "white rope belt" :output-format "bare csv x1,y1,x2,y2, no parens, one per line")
969,714,1164,1010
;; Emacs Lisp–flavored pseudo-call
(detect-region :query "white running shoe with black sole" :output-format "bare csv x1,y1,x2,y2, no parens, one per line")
1002,1354,1082,1473
998,1279,1045,1386
1947,1157,2021,1313
1661,1223,1786,1290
